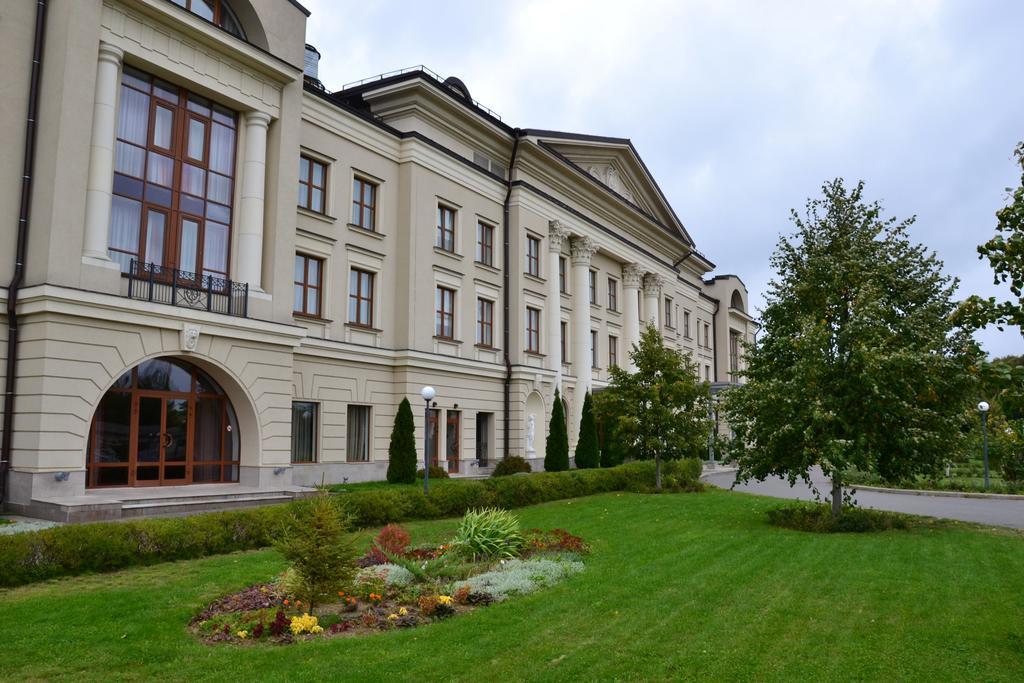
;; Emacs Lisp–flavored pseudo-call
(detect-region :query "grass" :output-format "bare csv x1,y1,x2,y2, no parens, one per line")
2,489,1023,681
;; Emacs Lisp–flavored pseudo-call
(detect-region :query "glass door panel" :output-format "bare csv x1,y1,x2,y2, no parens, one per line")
163,398,189,482
427,409,440,468
136,396,162,482
446,411,460,473
179,218,200,276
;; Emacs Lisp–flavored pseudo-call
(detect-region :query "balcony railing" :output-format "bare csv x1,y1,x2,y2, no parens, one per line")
127,260,249,318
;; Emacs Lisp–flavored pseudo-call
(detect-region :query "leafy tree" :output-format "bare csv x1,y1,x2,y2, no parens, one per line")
723,179,980,516
593,391,626,468
386,398,417,484
574,392,600,468
968,142,1024,330
545,388,570,472
603,324,710,490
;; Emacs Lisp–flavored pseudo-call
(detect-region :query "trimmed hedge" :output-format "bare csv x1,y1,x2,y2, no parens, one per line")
0,459,702,588
492,455,532,477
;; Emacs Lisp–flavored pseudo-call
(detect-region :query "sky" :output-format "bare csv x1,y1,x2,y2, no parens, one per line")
302,0,1024,357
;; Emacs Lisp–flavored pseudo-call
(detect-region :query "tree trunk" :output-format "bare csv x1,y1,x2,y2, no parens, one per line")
831,473,842,518
655,455,662,491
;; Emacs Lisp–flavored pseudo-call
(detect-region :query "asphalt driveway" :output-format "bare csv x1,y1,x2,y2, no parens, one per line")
703,466,1024,530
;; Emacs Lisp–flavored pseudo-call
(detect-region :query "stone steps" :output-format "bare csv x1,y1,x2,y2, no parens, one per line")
120,492,295,518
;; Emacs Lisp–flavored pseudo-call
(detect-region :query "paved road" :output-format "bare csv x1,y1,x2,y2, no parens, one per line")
703,467,1024,530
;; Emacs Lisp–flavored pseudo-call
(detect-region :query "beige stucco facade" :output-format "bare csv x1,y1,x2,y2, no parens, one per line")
0,0,756,518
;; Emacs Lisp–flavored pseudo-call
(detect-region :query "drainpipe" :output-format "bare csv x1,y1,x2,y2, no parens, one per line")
2,0,48,504
502,129,523,460
711,298,720,382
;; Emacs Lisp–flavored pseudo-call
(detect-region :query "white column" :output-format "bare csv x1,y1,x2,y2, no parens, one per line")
82,42,124,262
570,236,597,442
643,273,663,330
622,263,643,371
547,220,569,388
236,111,272,290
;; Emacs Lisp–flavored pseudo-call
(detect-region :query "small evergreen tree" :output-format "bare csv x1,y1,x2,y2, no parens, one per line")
574,391,600,468
386,398,417,484
545,388,570,472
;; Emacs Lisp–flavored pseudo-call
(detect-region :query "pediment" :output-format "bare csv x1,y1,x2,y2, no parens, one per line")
532,133,693,246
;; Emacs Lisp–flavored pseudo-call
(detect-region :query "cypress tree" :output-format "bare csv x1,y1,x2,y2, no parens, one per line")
386,397,417,484
574,391,600,468
545,388,570,472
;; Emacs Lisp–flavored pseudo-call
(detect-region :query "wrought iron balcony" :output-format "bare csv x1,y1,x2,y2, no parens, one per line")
127,260,249,318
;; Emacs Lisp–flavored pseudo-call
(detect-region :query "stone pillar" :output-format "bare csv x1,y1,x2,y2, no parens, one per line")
547,220,569,387
643,273,664,330
82,42,124,263
570,235,597,442
622,263,643,371
236,111,272,291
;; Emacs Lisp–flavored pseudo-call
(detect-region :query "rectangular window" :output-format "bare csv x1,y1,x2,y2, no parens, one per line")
665,297,674,328
591,330,599,369
446,410,461,473
526,235,540,277
705,365,711,382
607,278,618,311
346,405,371,462
683,310,691,338
293,253,323,317
608,335,618,367
730,330,741,377
437,204,456,252
589,270,598,305
704,323,710,348
560,321,568,363
436,286,455,339
477,298,494,347
291,401,317,463
477,221,494,266
475,412,492,466
351,177,377,230
526,307,541,353
558,257,567,294
348,268,374,327
298,155,327,214
109,66,237,277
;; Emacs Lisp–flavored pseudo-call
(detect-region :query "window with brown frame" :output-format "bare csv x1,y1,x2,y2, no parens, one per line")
559,257,567,294
108,66,237,279
665,297,674,328
526,307,541,353
477,298,494,347
560,321,568,363
297,155,327,213
351,177,377,230
291,401,317,463
607,278,618,311
436,286,455,339
294,254,323,317
437,204,456,252
526,235,540,277
477,221,494,265
683,310,691,338
170,0,246,39
346,405,371,462
608,335,618,367
348,268,374,327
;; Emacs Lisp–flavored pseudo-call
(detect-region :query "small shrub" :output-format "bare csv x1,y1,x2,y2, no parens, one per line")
416,466,450,480
1001,449,1024,484
387,398,418,484
454,508,524,560
767,503,912,533
453,557,584,602
546,388,570,472
492,456,532,477
274,490,358,607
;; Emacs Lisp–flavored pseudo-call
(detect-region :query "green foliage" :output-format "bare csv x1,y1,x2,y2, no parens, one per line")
492,455,532,476
0,461,703,588
273,490,358,607
594,393,626,468
574,392,600,469
602,324,711,489
723,179,981,514
766,503,912,533
387,398,417,484
967,141,1024,330
453,508,524,560
545,388,570,472
416,466,449,480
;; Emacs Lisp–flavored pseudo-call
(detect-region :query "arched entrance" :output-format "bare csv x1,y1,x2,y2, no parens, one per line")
87,358,240,487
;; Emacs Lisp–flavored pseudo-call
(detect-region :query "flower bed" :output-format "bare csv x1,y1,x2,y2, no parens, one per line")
190,518,589,644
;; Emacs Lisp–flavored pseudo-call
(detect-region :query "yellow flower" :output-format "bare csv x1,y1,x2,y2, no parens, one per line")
437,595,453,606
289,613,322,635
387,613,399,621
236,630,248,639
398,607,408,616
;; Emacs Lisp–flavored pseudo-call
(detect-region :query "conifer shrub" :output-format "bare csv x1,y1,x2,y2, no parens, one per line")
574,392,600,469
387,398,417,484
545,388,570,472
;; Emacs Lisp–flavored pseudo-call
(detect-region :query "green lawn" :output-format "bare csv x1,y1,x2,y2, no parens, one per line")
2,490,1023,682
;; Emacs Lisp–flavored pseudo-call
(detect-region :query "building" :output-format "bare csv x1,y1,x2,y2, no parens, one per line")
0,0,757,521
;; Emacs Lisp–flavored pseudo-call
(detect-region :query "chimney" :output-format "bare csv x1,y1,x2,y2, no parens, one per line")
303,44,323,90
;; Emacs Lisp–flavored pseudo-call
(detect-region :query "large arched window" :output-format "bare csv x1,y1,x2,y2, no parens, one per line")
731,290,744,312
87,358,240,487
171,0,247,39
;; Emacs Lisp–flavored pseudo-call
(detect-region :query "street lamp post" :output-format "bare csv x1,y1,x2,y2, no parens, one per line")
978,401,990,490
421,386,436,495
